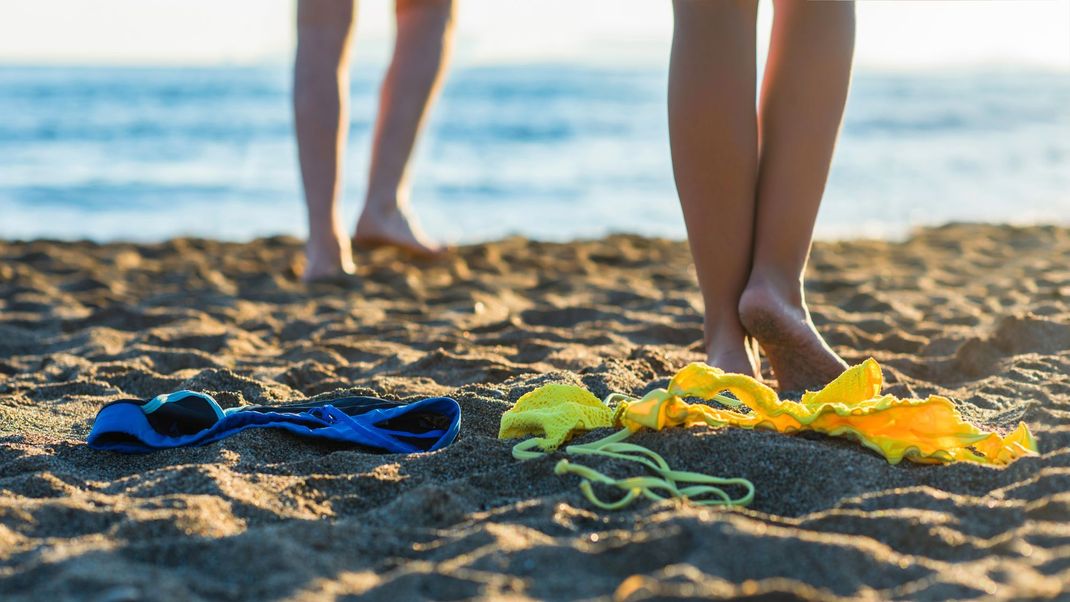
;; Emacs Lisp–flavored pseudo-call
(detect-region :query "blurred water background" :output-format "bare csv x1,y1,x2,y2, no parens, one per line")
1,64,1067,243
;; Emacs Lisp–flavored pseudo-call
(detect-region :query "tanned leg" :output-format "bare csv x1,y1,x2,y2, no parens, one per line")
353,0,456,255
294,0,357,281
669,0,761,377
739,0,855,390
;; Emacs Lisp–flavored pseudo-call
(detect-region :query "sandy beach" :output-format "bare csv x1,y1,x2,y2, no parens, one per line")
1,223,1068,600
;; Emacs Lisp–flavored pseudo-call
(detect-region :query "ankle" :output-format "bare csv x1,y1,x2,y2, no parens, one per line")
704,333,758,377
310,221,348,244
742,271,805,311
303,231,354,280
362,188,411,218
703,318,747,356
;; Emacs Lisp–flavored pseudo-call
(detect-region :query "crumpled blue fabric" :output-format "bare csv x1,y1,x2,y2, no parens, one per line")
87,390,461,454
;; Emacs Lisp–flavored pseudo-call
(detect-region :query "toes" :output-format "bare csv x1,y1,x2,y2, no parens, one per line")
353,235,445,258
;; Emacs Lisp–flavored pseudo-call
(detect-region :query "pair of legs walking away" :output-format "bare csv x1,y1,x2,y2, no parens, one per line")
295,0,455,282
670,0,855,391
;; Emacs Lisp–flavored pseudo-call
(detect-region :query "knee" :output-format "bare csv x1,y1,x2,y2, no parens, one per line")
673,0,757,20
773,0,854,22
396,0,455,27
297,0,356,36
295,0,356,72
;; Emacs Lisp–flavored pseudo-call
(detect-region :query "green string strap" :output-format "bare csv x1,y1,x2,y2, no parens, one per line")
512,412,755,510
555,429,754,510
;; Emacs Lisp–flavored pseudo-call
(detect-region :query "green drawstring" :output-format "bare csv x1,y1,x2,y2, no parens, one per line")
512,394,755,510
554,428,754,510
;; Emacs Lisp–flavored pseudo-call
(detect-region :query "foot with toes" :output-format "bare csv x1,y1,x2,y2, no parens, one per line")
302,200,444,283
706,280,847,393
301,226,356,283
706,329,762,381
354,203,444,258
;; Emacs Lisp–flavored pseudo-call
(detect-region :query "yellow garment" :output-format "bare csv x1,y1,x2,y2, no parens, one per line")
500,358,1037,465
619,358,1037,465
499,384,614,457
500,382,754,509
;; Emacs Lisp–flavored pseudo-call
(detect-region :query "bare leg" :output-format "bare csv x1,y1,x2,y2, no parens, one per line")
354,0,456,255
294,0,358,281
739,0,855,390
669,0,761,377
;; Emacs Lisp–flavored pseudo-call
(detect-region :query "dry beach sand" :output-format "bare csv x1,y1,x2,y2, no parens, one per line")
1,223,1069,600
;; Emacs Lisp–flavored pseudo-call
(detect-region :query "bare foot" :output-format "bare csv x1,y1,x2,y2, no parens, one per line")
706,330,762,379
302,227,356,283
739,279,847,392
354,203,444,257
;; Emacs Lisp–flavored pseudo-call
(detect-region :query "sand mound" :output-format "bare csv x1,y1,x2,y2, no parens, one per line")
1,224,1068,600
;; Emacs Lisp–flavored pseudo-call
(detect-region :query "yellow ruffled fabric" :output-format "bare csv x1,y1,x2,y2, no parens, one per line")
499,358,1038,466
499,383,615,454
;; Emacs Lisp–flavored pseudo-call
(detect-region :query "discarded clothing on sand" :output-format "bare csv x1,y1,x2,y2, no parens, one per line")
499,358,1038,509
88,391,461,454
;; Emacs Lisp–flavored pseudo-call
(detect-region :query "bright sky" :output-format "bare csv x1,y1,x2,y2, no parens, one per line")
0,0,1067,70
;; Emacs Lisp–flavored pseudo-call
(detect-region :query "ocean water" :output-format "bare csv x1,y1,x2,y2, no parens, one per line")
1,65,1067,243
